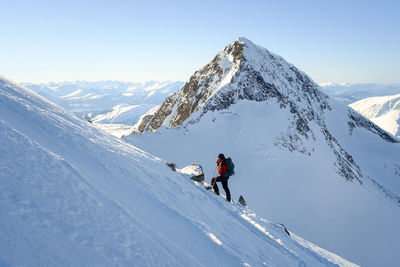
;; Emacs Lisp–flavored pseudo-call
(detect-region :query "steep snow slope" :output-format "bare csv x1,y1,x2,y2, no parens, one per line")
125,38,400,267
349,94,400,138
0,77,357,265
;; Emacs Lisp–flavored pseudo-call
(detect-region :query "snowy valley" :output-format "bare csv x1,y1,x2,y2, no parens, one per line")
22,80,183,137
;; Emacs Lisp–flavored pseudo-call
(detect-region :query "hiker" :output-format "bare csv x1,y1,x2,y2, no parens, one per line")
211,153,231,202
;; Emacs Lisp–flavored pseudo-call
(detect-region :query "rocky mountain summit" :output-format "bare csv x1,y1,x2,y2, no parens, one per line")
131,38,328,133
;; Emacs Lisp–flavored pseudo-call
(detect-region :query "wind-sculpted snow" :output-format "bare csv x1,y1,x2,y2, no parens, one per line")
126,38,400,266
0,77,358,266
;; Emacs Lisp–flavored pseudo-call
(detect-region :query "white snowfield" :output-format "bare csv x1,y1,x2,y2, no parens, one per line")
350,94,400,138
126,38,400,267
0,78,358,266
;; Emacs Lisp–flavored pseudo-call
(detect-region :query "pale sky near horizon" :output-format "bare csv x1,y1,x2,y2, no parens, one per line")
0,0,399,84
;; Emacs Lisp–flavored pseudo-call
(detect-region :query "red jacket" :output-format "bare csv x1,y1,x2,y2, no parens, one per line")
217,158,228,176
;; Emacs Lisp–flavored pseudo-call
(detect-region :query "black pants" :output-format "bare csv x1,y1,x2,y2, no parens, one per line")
211,175,231,202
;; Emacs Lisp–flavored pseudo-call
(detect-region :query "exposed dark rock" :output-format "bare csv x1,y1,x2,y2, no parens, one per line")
166,162,177,172
238,195,247,206
322,128,363,183
277,224,291,237
190,174,205,182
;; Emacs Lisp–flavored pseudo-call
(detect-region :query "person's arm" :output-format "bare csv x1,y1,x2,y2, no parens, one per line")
221,161,228,175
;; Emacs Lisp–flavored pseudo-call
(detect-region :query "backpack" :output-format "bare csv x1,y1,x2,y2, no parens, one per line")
225,157,235,176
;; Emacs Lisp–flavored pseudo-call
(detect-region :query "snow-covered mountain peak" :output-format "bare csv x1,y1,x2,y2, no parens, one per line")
130,38,329,134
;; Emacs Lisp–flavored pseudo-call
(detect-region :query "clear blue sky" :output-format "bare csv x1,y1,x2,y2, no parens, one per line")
1,0,399,84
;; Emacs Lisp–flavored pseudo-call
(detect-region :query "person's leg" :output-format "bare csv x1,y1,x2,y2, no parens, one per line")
221,177,231,202
211,177,220,195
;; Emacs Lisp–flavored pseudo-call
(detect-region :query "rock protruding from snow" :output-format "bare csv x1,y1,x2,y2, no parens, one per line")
177,164,205,182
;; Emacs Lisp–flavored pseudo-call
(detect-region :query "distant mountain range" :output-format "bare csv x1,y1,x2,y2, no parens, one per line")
321,82,400,103
22,80,183,137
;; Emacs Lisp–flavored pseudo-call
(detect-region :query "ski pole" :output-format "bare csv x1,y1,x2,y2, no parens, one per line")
210,165,217,187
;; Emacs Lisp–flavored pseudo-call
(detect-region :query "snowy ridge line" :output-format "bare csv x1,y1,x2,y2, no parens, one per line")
290,233,359,267
348,108,399,143
240,213,358,267
349,93,400,138
238,213,307,265
1,78,60,111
